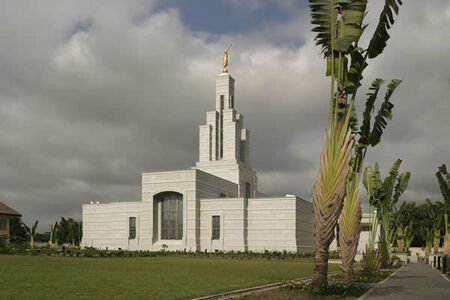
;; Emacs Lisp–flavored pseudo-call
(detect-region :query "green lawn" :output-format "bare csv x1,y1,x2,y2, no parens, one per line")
0,255,339,299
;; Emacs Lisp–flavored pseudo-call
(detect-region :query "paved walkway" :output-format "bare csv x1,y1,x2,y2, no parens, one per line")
362,261,449,299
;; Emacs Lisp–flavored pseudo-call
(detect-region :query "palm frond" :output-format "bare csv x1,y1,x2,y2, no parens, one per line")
369,79,401,146
345,46,367,94
367,0,403,59
31,220,39,235
309,0,367,56
335,1,368,52
436,164,450,205
309,0,337,55
393,171,410,205
358,78,385,146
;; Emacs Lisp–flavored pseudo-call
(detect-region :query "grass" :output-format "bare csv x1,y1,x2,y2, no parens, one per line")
0,255,339,300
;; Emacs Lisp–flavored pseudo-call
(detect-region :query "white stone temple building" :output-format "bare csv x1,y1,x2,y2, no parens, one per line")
82,71,314,253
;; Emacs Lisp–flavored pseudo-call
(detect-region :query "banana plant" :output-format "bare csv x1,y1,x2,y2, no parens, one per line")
444,214,450,255
363,159,410,267
394,201,415,252
308,0,404,287
362,209,380,272
49,222,58,247
425,200,445,254
435,164,450,213
404,221,414,252
423,228,434,256
23,220,38,248
339,78,401,279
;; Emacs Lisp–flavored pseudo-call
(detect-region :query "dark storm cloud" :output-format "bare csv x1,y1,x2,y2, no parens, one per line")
0,0,448,230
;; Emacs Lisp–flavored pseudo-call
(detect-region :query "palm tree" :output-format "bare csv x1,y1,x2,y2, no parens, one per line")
363,159,410,267
339,79,401,279
49,222,57,247
23,220,38,248
443,214,450,255
394,201,415,251
436,164,450,212
308,0,404,286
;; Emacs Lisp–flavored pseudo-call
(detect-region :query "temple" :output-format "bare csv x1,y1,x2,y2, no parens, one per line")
82,70,314,253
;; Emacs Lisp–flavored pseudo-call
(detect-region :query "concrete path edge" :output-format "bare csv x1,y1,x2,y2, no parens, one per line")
356,266,405,300
191,272,340,300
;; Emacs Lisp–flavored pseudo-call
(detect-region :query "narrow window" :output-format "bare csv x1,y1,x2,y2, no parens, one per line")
240,141,246,162
245,182,251,198
215,117,219,159
0,219,6,230
212,216,220,240
220,95,224,158
129,217,136,240
230,95,234,108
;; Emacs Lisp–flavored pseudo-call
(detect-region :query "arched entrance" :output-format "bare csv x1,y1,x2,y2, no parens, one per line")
154,192,183,240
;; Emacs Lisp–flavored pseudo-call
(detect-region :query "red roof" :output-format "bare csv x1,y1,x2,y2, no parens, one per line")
0,201,22,217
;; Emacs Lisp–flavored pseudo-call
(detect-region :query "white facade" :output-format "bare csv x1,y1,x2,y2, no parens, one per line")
82,72,314,253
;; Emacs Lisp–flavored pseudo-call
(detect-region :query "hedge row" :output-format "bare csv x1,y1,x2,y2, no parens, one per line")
0,244,340,260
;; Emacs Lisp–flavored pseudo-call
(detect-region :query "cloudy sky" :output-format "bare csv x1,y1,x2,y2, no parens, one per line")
1,0,449,230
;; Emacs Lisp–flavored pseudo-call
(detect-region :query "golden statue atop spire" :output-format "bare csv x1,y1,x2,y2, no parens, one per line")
222,43,232,73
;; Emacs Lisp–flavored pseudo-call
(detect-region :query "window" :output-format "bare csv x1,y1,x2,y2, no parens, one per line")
160,193,183,240
245,182,251,198
129,217,136,240
212,216,220,240
230,95,234,108
219,95,224,158
361,224,372,232
0,219,6,230
240,141,246,162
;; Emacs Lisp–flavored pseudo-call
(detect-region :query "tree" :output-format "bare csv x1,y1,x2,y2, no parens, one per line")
361,210,380,273
49,222,57,247
436,164,450,212
23,220,39,248
308,0,404,286
339,79,401,279
424,199,445,253
444,213,450,255
394,201,415,251
52,218,82,246
363,159,410,267
9,217,27,242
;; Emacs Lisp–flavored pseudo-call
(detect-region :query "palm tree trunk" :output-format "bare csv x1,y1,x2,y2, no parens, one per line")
311,128,353,289
339,195,361,281
378,229,390,268
312,246,329,287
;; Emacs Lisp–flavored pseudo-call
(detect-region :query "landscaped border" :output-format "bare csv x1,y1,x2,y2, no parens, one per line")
192,272,340,300
356,266,405,300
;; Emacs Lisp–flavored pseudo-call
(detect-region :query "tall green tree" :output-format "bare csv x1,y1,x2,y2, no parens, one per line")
9,217,27,242
363,159,410,267
394,201,415,251
308,0,404,286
